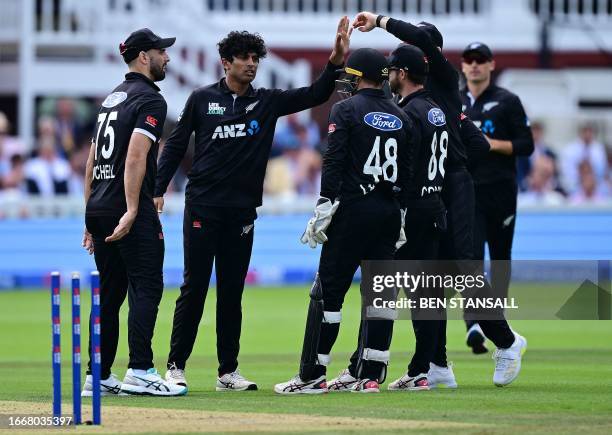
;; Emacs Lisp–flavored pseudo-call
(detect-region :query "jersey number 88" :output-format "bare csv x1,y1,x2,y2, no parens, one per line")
428,130,448,181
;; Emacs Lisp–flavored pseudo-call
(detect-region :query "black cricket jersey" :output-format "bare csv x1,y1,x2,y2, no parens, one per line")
461,84,534,185
397,89,448,200
86,72,167,216
155,62,340,208
385,18,490,171
320,88,413,203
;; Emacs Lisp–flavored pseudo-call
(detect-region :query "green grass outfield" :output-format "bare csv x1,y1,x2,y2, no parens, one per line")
0,285,611,434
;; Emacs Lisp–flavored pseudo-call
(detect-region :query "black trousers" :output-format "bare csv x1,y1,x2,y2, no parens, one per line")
440,168,515,349
313,191,401,381
86,209,164,379
167,204,256,375
467,181,518,330
399,196,448,376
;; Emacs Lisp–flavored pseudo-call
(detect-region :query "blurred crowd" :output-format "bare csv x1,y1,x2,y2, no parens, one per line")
1,98,610,209
0,99,94,203
516,122,611,206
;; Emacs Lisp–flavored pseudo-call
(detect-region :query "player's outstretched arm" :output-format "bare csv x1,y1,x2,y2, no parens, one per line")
275,16,350,117
352,12,458,90
155,92,196,203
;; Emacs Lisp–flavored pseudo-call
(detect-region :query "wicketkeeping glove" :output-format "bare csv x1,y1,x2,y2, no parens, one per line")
300,197,340,249
395,208,407,250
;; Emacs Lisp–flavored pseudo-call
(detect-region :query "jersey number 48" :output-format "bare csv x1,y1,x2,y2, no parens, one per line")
363,136,398,183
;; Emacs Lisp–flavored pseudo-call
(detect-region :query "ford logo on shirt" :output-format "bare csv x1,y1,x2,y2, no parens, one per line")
364,112,403,131
427,108,446,126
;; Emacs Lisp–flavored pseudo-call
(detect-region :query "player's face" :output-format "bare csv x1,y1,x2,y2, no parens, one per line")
147,48,170,81
462,55,494,83
224,52,260,84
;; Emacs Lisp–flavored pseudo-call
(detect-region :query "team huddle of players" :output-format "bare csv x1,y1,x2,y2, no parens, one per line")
82,12,531,397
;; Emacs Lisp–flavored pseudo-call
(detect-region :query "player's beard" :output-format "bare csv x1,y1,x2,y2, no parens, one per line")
150,60,166,81
389,77,401,94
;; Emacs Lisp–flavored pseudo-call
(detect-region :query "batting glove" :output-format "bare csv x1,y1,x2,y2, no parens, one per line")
300,197,340,248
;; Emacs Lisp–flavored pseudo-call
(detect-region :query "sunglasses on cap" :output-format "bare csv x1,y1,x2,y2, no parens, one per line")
462,54,491,65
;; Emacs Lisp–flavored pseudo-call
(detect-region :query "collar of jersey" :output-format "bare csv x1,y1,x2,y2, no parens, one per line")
124,72,161,92
461,82,496,100
218,78,256,97
398,88,428,106
355,88,386,98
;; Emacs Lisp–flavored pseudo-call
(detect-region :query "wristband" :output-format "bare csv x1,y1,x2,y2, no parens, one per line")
376,15,384,27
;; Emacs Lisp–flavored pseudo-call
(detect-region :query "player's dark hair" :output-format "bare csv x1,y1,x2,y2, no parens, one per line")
407,71,426,85
217,31,267,62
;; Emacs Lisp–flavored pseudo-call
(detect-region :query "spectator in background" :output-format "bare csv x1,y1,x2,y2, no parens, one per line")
266,114,323,197
570,161,607,205
55,98,85,157
560,123,608,193
519,154,565,206
2,154,25,191
517,121,561,193
24,117,71,195
274,113,320,150
0,111,27,163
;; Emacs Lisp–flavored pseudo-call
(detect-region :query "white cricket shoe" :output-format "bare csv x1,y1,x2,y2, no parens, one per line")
327,369,359,392
216,370,258,391
493,333,527,387
352,378,380,393
427,362,458,389
81,373,123,396
120,368,187,396
388,373,429,391
274,375,327,395
165,363,187,387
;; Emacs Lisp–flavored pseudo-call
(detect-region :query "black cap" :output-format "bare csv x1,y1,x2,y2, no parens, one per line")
343,48,388,83
388,44,429,76
120,28,176,63
462,42,493,60
417,22,443,49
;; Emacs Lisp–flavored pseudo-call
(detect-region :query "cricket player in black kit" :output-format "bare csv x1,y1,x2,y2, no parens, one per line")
323,44,454,392
275,48,411,395
156,18,351,391
385,45,456,391
353,12,527,387
460,42,534,352
82,29,186,396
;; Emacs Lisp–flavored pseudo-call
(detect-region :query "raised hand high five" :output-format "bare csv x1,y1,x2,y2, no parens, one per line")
352,11,379,32
330,15,352,65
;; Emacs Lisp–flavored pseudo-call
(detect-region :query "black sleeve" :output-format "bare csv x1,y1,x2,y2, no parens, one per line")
154,92,196,197
506,96,534,156
320,103,350,200
385,18,459,91
273,61,340,118
460,113,490,163
134,96,167,143
401,113,418,202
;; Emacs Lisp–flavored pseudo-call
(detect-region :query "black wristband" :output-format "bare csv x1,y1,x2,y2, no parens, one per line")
376,15,384,27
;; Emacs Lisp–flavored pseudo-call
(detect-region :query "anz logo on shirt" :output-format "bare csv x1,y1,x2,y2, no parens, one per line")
481,119,495,134
212,120,260,139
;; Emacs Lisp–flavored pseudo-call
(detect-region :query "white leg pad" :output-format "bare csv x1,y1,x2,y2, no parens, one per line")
323,311,341,323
